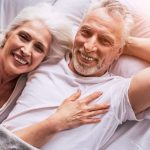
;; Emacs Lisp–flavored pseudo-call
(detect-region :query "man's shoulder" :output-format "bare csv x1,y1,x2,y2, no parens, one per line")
104,74,131,93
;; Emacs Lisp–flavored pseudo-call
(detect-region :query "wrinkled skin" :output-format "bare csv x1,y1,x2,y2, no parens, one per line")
69,8,124,77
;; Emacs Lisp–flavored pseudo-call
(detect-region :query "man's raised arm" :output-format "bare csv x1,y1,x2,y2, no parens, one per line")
124,36,150,63
124,36,150,113
129,68,150,113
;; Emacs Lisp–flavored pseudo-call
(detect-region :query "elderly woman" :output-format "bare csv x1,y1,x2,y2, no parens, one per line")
0,3,72,122
0,3,109,149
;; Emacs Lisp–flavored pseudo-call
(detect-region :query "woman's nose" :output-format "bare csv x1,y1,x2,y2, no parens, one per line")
20,45,32,57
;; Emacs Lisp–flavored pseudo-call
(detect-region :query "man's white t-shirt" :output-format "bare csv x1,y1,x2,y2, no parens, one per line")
2,56,138,150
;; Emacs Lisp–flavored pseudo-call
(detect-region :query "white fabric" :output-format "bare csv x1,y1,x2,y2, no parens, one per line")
101,120,150,150
53,0,91,37
0,75,27,123
2,56,138,150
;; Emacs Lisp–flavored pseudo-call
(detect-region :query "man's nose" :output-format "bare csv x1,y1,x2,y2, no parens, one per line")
84,36,98,53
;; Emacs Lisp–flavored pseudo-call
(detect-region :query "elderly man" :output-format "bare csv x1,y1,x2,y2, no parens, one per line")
2,0,150,149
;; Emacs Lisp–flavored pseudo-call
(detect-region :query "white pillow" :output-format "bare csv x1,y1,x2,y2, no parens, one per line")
53,0,91,37
0,0,56,32
111,0,150,77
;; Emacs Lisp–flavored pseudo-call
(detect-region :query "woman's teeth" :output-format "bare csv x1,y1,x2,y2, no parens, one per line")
14,55,28,65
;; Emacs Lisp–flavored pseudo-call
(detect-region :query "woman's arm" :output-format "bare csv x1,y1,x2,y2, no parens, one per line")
14,90,109,148
123,36,150,63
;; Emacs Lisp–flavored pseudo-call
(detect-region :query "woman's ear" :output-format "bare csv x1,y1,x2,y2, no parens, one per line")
0,32,10,48
0,37,6,48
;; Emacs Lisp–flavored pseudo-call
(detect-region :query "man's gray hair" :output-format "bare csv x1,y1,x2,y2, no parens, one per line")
0,3,73,62
87,0,134,44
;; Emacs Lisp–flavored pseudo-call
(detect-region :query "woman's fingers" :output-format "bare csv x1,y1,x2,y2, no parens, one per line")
87,103,110,111
53,90,110,131
64,90,81,101
81,118,101,124
84,109,109,118
81,91,102,104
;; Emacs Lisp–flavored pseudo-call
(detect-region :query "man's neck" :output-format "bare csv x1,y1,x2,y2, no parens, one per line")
68,59,76,74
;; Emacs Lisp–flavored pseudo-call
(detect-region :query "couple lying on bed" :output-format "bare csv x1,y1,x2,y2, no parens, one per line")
1,0,150,149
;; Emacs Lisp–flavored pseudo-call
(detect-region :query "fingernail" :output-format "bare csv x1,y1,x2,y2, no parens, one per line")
97,91,103,94
77,89,81,93
94,118,101,122
96,91,103,95
105,104,110,107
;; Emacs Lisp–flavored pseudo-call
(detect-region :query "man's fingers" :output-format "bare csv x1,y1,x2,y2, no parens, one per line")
81,91,102,104
65,90,81,101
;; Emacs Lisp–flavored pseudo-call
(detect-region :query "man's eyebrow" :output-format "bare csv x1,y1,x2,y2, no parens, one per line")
80,25,115,44
99,34,115,44
80,25,92,30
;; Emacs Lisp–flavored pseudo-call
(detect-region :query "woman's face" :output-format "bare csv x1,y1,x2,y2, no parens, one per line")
2,20,51,76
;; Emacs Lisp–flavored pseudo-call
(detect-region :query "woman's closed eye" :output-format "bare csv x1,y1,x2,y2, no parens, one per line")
18,32,30,42
34,43,44,53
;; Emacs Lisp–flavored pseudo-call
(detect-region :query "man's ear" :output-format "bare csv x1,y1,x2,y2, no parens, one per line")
115,47,123,60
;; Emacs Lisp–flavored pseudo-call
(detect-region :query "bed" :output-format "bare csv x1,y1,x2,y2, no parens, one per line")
0,0,150,149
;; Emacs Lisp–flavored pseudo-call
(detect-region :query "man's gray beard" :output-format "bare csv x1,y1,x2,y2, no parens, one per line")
72,54,100,76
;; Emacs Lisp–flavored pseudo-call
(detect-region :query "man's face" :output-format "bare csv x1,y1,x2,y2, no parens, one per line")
70,8,124,77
